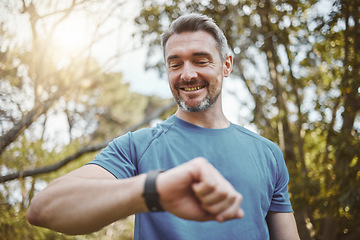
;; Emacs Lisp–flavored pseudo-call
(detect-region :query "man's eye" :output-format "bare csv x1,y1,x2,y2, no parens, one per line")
196,60,209,65
170,62,184,69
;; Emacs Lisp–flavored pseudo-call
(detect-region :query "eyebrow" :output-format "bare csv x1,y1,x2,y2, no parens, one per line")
167,52,213,62
193,52,213,60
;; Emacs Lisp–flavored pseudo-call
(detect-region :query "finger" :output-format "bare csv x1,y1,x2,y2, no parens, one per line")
201,191,237,215
198,187,228,206
217,208,245,222
192,180,216,198
215,194,244,222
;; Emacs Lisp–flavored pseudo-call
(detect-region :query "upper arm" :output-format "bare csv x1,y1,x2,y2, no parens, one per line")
66,164,117,179
43,164,117,191
266,211,300,240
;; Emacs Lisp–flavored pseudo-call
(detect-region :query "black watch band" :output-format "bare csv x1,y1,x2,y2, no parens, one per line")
142,170,165,212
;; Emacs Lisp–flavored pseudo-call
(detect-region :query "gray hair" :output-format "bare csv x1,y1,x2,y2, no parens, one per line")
161,13,229,62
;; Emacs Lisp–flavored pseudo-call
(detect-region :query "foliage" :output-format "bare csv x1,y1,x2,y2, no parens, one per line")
134,0,360,239
0,0,172,239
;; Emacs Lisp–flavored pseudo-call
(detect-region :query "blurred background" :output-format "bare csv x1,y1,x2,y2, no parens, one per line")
0,0,359,239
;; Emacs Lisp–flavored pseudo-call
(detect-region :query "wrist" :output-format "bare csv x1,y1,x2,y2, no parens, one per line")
142,170,165,212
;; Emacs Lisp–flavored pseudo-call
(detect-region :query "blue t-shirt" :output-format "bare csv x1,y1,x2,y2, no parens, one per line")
89,115,293,240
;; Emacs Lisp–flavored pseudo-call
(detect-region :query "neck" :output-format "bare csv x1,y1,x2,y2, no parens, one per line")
175,102,230,129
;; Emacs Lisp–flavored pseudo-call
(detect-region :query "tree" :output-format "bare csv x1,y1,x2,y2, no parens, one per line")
0,0,174,239
134,0,360,239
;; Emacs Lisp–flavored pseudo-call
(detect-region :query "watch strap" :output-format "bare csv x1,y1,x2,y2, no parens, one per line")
142,170,165,212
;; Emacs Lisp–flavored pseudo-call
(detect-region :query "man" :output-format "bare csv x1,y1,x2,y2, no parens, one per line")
28,13,300,239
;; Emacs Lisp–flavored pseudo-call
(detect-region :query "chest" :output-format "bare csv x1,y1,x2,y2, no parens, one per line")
137,133,277,198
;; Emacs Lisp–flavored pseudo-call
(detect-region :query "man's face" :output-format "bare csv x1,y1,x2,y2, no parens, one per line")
164,31,231,112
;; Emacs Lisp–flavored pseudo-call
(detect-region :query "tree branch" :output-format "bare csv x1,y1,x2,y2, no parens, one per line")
0,101,176,183
0,99,55,155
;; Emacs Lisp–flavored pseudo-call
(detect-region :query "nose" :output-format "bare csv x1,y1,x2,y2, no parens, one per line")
180,62,197,81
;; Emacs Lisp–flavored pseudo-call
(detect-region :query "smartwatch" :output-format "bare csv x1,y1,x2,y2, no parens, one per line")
142,170,165,212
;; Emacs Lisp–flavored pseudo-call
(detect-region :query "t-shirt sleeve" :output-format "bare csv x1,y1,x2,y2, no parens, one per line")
87,132,138,179
268,145,293,212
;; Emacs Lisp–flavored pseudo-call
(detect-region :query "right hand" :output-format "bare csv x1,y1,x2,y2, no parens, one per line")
156,157,244,222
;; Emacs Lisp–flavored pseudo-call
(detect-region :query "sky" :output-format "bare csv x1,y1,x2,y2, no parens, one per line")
1,0,337,138
1,0,346,158
1,0,263,141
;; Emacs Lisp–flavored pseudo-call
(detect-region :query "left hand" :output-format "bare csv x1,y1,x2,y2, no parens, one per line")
157,157,244,222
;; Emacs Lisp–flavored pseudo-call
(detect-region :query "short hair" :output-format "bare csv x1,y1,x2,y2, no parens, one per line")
161,13,229,61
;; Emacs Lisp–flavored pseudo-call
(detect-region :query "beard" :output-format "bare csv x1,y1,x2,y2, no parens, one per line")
175,91,220,112
170,78,222,112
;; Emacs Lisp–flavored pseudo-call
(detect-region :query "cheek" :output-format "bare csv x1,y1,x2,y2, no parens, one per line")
208,75,223,92
169,78,177,89
168,75,179,91
209,85,219,94
167,72,176,84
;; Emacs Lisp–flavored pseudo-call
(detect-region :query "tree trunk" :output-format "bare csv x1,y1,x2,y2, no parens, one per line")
321,216,339,240
294,207,314,240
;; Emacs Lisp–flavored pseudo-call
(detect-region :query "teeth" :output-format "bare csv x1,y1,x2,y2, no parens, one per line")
184,86,202,91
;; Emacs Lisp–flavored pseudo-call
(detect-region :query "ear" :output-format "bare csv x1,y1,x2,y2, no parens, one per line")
223,55,233,77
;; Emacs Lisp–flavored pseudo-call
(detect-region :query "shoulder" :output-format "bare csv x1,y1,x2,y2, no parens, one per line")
232,124,283,158
130,115,176,142
233,125,290,195
113,116,177,156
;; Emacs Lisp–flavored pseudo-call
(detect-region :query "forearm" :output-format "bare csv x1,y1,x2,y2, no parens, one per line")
27,174,147,235
28,158,244,235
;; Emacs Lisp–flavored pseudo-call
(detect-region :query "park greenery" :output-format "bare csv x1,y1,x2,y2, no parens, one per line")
0,0,359,240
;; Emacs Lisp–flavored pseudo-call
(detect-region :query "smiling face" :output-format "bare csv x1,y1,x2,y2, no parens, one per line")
164,31,232,113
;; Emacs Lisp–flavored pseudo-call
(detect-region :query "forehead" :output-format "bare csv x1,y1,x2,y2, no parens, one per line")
164,31,219,60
